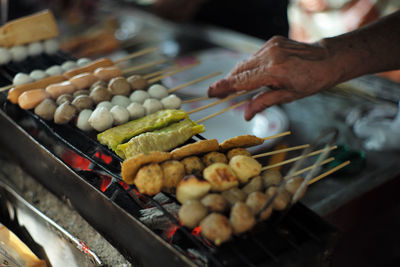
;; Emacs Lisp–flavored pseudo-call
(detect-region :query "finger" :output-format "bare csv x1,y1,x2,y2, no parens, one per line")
229,56,261,76
244,90,295,121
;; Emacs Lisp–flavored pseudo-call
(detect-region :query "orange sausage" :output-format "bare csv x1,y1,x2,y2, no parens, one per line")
63,58,114,79
8,75,65,104
69,72,99,90
18,89,50,110
93,66,122,81
46,81,77,99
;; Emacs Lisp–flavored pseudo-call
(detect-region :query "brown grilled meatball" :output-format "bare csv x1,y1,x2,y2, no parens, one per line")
176,175,211,204
261,169,283,188
200,213,232,245
201,193,228,212
56,93,73,105
73,89,90,98
108,76,131,96
229,155,262,184
266,186,291,211
230,202,255,234
90,80,107,91
127,75,149,90
227,148,251,160
202,152,228,166
161,160,185,193
242,176,263,195
134,163,164,196
181,156,205,176
54,102,77,124
221,187,246,206
71,95,94,111
246,191,273,220
179,200,208,229
34,98,57,120
90,86,112,104
203,163,239,192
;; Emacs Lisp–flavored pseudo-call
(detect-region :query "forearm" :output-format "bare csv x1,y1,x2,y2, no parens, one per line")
320,10,400,84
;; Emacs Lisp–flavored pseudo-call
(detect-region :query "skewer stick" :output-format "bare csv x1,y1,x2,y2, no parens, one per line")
122,58,167,74
143,65,179,79
292,157,334,177
187,91,246,115
261,145,338,171
148,62,200,84
0,84,12,92
307,161,350,185
262,131,291,141
167,71,222,94
182,96,209,104
196,99,250,123
114,46,158,64
253,144,309,159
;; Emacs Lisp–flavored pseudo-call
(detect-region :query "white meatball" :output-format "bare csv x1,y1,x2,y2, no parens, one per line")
27,42,43,56
148,84,168,99
43,39,59,54
0,48,12,65
10,45,28,62
111,95,131,108
110,105,130,125
143,98,163,115
88,107,114,132
61,61,77,71
45,65,64,76
13,73,33,86
76,58,92,67
161,94,182,109
30,70,48,81
127,102,145,119
96,101,113,110
129,90,150,104
76,109,93,131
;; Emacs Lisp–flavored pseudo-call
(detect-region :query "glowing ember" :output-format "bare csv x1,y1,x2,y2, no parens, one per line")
166,225,179,239
99,174,112,192
62,151,91,170
192,226,201,236
94,151,113,164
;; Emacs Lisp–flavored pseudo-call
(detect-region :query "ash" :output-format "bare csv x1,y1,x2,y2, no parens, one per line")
0,153,133,267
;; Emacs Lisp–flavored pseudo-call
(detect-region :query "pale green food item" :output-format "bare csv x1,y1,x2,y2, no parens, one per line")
97,109,188,150
116,119,205,159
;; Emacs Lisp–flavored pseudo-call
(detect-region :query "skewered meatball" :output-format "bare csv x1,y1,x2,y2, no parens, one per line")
181,156,205,176
27,42,43,56
130,90,150,103
108,77,131,96
88,107,114,131
134,163,164,196
161,94,182,109
203,163,239,192
127,102,145,119
242,176,263,195
230,202,255,234
10,45,28,62
266,186,292,211
34,98,57,120
179,200,208,228
54,102,77,124
43,39,59,54
110,105,130,125
97,101,113,110
73,90,89,98
227,148,251,160
0,48,11,64
90,80,107,91
200,213,232,245
202,152,228,166
127,75,148,90
13,73,33,86
201,193,228,212
246,191,273,220
229,155,262,184
143,98,163,114
161,160,185,193
176,175,211,204
90,86,112,104
76,109,93,131
76,58,91,67
29,70,47,81
45,65,63,76
285,177,307,201
56,94,73,105
261,169,283,188
221,187,246,206
111,95,131,108
148,84,168,99
72,95,94,111
61,60,77,71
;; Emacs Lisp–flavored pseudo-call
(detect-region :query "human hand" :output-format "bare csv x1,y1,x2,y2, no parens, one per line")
152,0,205,21
208,36,342,120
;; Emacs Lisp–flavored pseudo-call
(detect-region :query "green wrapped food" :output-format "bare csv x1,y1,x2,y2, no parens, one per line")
115,119,205,159
97,109,188,150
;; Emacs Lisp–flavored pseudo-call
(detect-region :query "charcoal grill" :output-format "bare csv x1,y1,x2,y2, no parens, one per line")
0,52,338,266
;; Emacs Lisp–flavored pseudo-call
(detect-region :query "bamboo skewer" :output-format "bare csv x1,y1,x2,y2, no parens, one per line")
182,96,209,104
253,144,309,159
0,84,12,92
261,145,338,171
262,131,291,141
196,99,250,123
292,157,335,177
148,62,200,84
114,46,158,64
122,58,167,74
187,91,246,115
308,161,350,185
167,71,222,94
143,65,179,79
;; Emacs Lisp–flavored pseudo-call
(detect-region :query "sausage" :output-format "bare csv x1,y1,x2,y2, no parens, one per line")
46,81,77,99
69,72,99,90
18,89,50,110
93,66,122,81
62,58,114,79
8,75,65,104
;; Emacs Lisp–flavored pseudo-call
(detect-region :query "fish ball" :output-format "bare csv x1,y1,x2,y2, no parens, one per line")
161,94,182,109
129,90,150,104
285,177,307,201
143,98,163,114
261,169,283,188
76,58,91,67
73,90,89,98
56,94,73,105
246,192,273,220
76,109,93,131
200,213,232,245
148,84,168,99
161,160,185,193
111,95,131,108
134,163,164,196
43,39,59,54
242,176,263,195
179,200,208,229
202,152,228,167
265,186,291,211
13,73,33,86
90,80,107,91
27,42,43,56
61,61,77,71
127,75,148,90
54,102,77,124
0,48,11,64
90,86,112,104
181,156,205,177
88,107,114,132
108,77,131,96
176,175,211,204
96,101,113,110
45,65,63,76
227,148,251,160
229,155,262,184
201,193,228,213
126,102,145,119
30,70,48,81
230,202,255,234
72,95,94,111
34,98,57,121
110,105,130,125
10,45,28,62
221,187,246,206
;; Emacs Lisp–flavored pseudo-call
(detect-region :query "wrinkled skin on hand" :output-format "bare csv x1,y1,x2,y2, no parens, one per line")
208,36,341,121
